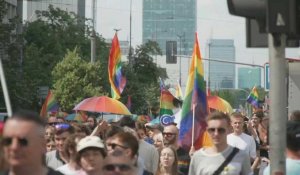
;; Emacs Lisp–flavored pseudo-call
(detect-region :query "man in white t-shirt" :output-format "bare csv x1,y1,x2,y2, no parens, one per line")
227,112,257,161
189,112,251,175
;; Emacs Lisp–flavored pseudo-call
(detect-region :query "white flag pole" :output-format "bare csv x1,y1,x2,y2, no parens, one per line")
0,58,12,117
191,103,196,146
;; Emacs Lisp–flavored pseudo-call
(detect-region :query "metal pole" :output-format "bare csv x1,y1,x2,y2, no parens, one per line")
0,58,12,117
268,33,287,175
129,0,132,67
90,0,96,63
177,34,183,86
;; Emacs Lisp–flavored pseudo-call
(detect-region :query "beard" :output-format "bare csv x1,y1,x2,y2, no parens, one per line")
163,136,176,146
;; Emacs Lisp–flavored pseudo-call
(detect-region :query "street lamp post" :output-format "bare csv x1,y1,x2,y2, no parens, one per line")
177,34,184,86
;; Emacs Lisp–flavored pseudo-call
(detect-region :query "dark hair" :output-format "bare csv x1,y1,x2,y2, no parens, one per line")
290,110,300,121
136,122,147,133
287,121,300,152
206,111,231,126
87,116,97,129
105,125,124,139
112,132,139,158
253,110,264,119
10,110,46,127
118,116,136,129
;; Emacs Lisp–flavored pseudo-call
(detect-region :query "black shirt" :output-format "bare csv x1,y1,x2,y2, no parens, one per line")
177,147,190,175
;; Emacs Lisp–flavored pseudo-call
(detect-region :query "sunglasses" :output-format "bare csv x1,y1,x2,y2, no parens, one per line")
162,132,176,137
207,127,226,134
55,123,71,130
2,137,29,147
106,143,128,150
103,164,132,172
48,122,58,126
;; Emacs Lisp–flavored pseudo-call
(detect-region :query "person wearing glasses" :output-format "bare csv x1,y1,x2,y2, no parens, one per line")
188,112,251,175
46,123,75,169
1,110,63,175
76,136,106,175
163,124,190,175
103,150,138,175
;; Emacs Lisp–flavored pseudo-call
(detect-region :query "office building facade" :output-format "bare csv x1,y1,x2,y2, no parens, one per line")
24,0,85,22
143,0,196,55
208,39,235,90
238,67,261,89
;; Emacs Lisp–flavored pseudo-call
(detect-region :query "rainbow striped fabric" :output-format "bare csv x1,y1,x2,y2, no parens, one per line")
160,89,177,116
108,34,126,99
247,86,259,108
179,33,208,150
40,90,59,118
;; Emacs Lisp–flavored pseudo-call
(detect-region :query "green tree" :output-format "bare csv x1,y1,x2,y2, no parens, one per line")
2,5,109,110
121,40,167,115
52,49,106,112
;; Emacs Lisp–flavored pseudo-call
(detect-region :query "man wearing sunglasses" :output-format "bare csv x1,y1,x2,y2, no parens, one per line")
103,150,137,175
2,110,63,175
188,112,251,175
163,124,190,175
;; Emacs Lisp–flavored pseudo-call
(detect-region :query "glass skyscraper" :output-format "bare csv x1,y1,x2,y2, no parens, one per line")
208,39,235,90
143,0,196,55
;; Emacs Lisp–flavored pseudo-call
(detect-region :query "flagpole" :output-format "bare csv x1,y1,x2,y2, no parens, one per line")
192,103,196,146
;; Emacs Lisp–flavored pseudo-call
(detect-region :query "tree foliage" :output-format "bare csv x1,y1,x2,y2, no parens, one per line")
52,49,106,111
121,40,167,115
2,5,109,110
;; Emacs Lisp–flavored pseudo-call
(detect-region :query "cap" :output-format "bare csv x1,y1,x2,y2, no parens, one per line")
77,136,105,152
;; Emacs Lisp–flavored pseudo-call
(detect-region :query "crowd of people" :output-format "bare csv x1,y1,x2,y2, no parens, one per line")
0,109,300,175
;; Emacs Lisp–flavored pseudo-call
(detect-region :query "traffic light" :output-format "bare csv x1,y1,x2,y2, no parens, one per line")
166,41,177,64
227,0,300,38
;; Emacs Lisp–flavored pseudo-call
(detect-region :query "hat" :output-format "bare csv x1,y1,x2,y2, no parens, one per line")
77,136,105,152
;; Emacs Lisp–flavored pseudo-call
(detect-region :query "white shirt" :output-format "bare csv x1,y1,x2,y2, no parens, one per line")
227,133,257,159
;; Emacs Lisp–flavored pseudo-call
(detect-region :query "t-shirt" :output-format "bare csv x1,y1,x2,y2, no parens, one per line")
139,140,159,173
3,167,64,175
46,150,66,170
227,133,257,159
177,147,190,175
56,164,86,175
188,146,252,175
263,158,300,175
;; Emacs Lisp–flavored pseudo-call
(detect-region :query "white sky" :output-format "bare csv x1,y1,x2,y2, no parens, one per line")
86,0,299,66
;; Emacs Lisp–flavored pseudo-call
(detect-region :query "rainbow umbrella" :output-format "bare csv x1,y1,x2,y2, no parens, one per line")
207,96,233,114
74,96,131,115
65,113,87,122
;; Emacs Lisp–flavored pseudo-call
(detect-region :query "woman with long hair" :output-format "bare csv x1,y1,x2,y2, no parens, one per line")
156,146,179,175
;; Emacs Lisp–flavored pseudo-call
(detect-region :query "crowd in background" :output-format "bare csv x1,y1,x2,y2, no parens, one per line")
1,109,300,175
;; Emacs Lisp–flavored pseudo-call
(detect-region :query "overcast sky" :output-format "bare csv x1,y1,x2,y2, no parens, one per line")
87,0,299,66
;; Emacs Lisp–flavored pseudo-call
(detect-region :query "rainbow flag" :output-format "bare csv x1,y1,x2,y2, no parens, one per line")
108,34,126,99
175,80,184,100
40,90,59,118
247,86,259,108
179,33,208,150
160,89,177,116
126,95,132,111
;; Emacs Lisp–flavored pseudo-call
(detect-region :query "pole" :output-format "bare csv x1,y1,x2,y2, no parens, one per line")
268,33,287,175
90,0,96,63
191,103,196,146
177,34,183,86
129,0,132,67
0,58,12,117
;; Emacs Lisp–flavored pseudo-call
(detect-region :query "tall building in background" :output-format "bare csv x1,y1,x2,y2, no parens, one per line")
143,0,196,55
208,39,235,90
238,67,261,89
2,0,17,23
24,0,85,22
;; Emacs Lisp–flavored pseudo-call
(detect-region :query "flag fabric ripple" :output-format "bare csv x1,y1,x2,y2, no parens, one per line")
108,34,126,99
247,86,259,108
179,33,208,150
40,90,59,118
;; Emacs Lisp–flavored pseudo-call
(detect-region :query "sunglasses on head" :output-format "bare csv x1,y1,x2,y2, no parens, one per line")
207,127,226,134
107,143,128,150
103,164,132,172
2,137,29,147
55,123,71,130
162,132,176,137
